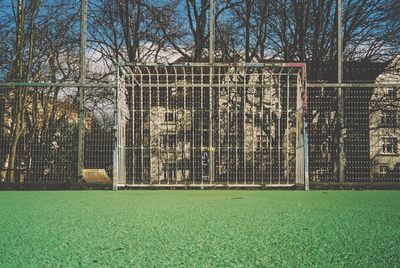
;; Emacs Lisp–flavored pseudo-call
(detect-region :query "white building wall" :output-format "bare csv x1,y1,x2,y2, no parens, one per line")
370,58,400,177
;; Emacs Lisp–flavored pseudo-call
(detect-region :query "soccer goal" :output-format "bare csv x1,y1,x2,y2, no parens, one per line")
113,62,308,189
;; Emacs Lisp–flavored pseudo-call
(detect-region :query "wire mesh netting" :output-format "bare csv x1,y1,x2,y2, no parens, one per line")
307,61,400,183
0,86,113,182
308,85,400,182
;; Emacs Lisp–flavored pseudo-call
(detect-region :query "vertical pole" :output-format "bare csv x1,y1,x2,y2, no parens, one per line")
77,0,87,181
337,0,343,86
304,125,309,190
235,71,238,183
208,0,215,182
252,74,255,184
113,65,120,190
191,66,195,184
132,73,136,184
337,0,345,186
183,68,187,182
278,74,281,184
209,0,215,64
200,68,204,183
227,77,231,184
218,67,222,182
269,75,272,183
140,70,144,183
286,76,290,183
260,71,265,184
303,69,309,191
156,68,160,184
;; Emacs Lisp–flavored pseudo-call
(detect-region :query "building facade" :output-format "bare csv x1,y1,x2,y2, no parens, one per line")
370,61,400,179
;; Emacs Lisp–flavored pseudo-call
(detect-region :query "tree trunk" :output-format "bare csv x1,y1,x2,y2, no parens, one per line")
8,118,24,182
7,0,25,182
245,0,252,62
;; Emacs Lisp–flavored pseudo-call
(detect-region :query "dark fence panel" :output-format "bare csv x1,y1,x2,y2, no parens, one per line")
308,85,400,183
0,86,113,183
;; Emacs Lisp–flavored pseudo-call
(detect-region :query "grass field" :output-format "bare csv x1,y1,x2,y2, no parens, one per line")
0,190,399,267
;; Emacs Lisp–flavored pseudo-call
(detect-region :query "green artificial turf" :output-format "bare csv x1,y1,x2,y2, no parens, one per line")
0,190,399,267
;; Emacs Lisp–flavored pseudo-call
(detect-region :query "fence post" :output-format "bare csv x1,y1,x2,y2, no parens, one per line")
113,64,120,190
208,0,215,182
304,121,309,191
303,67,309,191
337,0,346,187
296,69,306,188
77,0,87,181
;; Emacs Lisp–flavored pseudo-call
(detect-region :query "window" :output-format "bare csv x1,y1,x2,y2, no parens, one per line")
255,111,270,127
229,111,237,123
162,134,176,148
229,134,236,147
177,159,189,170
163,162,176,179
381,137,398,154
256,135,269,149
165,112,175,123
379,166,389,176
387,88,398,99
381,110,397,127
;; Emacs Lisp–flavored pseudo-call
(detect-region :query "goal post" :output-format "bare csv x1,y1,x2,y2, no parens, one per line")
113,62,308,189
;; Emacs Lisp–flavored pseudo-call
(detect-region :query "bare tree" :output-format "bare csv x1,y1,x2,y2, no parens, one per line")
88,0,183,67
1,0,81,181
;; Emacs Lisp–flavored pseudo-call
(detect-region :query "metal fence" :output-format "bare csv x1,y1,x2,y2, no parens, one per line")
307,84,400,183
0,85,113,183
1,62,400,189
